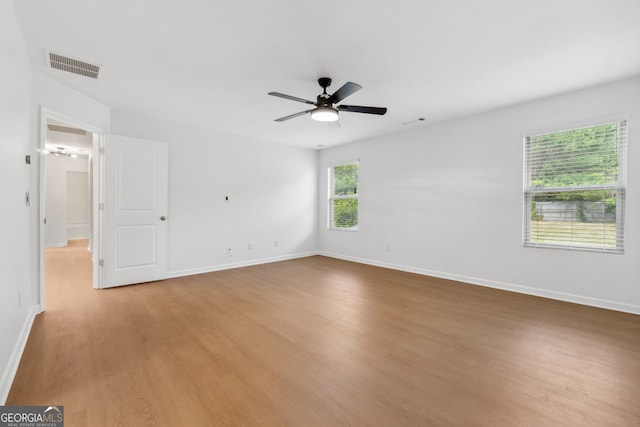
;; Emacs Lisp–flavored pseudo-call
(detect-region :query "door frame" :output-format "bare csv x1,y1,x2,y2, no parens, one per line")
38,107,106,311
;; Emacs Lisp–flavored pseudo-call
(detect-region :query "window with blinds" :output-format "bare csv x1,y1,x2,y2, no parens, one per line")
523,120,627,253
329,162,359,230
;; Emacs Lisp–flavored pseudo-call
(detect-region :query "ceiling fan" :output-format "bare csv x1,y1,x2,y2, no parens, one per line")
268,77,387,123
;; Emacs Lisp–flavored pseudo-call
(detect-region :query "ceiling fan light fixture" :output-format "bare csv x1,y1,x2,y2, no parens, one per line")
269,78,385,123
311,105,339,122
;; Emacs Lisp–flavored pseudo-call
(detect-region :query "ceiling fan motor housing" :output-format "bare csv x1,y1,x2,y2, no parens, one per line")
317,94,331,106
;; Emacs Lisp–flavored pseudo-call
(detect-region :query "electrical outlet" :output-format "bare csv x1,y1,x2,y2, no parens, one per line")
248,242,253,250
226,247,232,256
18,291,22,308
385,244,391,253
274,240,279,248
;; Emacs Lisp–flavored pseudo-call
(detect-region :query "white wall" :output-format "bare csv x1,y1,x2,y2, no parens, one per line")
32,72,111,133
0,0,36,404
44,155,89,246
0,27,113,402
318,77,640,314
110,110,318,275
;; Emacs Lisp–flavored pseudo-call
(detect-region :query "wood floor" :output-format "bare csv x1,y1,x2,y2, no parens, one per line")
8,242,640,426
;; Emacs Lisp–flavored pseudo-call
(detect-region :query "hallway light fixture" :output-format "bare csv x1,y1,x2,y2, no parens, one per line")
48,147,80,158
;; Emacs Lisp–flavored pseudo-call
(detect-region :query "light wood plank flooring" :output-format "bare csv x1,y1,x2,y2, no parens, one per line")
8,242,640,426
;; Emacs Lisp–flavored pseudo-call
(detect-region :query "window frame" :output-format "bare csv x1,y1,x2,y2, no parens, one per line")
522,119,627,254
328,161,359,231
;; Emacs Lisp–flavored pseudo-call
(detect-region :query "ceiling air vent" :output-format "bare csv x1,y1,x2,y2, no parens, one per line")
47,124,87,135
401,117,427,126
48,51,100,79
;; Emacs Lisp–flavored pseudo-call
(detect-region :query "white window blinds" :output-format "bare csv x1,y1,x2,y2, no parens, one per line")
523,120,627,253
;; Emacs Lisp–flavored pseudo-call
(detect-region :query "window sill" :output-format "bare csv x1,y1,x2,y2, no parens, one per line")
523,242,623,254
329,227,359,232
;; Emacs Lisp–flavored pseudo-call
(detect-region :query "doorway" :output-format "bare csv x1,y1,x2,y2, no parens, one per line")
40,111,102,311
39,110,169,309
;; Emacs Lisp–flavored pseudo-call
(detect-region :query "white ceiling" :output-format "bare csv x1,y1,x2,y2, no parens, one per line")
12,0,640,149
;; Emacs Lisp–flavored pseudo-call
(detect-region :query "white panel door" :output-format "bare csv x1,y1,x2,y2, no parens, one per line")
103,135,168,288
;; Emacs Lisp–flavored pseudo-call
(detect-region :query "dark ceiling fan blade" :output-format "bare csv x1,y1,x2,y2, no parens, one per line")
328,82,362,104
338,105,387,115
268,92,316,105
274,109,314,122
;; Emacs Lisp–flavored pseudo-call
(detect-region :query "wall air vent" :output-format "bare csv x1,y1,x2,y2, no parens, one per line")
47,51,100,79
47,124,87,135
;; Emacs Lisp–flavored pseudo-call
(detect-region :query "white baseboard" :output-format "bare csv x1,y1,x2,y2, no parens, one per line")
318,251,640,315
165,251,318,280
0,305,41,405
44,242,66,248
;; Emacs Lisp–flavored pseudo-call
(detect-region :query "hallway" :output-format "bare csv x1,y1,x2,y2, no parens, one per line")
44,239,93,308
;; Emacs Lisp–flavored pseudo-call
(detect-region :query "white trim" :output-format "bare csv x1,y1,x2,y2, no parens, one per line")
41,107,105,135
164,251,318,279
318,251,640,315
0,305,40,405
328,161,359,231
38,108,47,311
325,157,360,169
522,241,624,255
520,112,631,139
44,242,67,248
328,227,359,232
93,134,105,289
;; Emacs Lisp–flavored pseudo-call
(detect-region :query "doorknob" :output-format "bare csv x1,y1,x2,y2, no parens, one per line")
160,216,166,221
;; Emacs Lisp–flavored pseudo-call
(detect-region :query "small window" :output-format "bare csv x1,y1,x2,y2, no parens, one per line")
523,120,627,253
328,162,359,230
